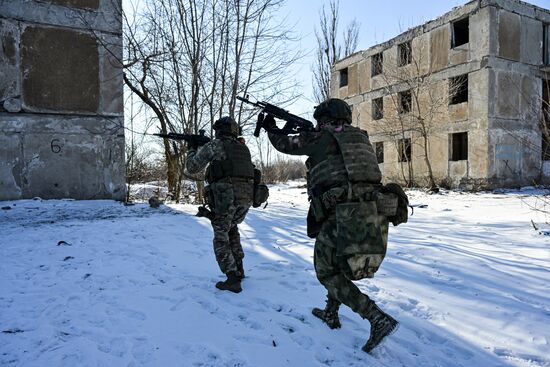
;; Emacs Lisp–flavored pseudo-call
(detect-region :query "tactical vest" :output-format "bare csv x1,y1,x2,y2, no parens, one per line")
207,139,255,183
309,126,381,197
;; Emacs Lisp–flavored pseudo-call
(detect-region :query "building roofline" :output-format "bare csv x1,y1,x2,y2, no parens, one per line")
334,0,550,68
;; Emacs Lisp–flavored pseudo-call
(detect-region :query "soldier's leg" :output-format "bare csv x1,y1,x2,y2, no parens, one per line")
314,217,398,353
313,217,374,314
229,205,250,278
314,239,374,314
228,225,244,278
210,209,239,275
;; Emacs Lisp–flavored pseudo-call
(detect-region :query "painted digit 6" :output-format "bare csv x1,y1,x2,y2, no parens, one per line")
51,139,61,154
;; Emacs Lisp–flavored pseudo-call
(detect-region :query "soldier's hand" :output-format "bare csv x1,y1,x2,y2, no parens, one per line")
262,114,277,131
187,140,199,151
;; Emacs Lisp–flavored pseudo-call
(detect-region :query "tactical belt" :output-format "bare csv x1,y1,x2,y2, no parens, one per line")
210,176,254,184
312,183,381,220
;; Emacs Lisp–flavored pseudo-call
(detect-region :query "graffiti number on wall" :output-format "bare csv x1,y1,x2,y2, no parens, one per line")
51,139,62,154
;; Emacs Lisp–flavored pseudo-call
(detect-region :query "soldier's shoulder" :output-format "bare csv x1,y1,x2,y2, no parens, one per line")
204,138,223,148
207,138,227,156
299,130,326,142
347,125,369,136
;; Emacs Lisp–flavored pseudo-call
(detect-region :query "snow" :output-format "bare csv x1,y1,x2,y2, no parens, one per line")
1,182,549,367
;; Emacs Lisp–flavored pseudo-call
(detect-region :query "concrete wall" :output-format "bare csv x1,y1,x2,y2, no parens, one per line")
485,3,547,187
331,0,550,189
0,0,125,200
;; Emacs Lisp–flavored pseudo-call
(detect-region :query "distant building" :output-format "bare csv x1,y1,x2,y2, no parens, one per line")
0,0,125,200
332,0,550,189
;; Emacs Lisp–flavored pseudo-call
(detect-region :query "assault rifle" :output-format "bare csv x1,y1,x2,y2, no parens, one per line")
236,95,315,137
154,129,211,148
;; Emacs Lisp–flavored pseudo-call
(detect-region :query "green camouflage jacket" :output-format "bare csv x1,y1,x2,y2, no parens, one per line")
185,139,227,174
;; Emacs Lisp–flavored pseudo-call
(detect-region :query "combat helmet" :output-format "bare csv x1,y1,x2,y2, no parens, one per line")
313,98,352,125
213,116,240,137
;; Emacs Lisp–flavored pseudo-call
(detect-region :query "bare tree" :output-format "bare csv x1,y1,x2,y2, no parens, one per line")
122,0,302,201
312,0,360,103
372,39,466,189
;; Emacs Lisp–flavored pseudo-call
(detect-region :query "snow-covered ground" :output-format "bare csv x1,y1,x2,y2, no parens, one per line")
1,182,549,367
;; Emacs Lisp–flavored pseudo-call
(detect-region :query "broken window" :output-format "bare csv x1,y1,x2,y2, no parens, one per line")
450,132,468,161
376,142,384,163
399,90,412,114
449,74,468,105
451,17,469,48
398,138,412,162
339,68,348,87
544,24,550,65
372,52,383,76
398,41,412,66
372,97,383,120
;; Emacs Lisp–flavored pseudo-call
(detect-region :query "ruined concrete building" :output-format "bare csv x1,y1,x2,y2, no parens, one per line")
332,0,550,189
0,0,125,200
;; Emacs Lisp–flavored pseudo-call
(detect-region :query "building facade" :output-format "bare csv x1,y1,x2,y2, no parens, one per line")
331,0,550,189
0,0,125,200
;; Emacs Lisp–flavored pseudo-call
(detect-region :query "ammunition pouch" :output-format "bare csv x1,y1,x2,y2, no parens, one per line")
253,184,269,208
232,178,254,205
310,196,327,222
307,206,322,238
376,192,398,217
209,182,234,214
252,168,269,208
380,183,409,226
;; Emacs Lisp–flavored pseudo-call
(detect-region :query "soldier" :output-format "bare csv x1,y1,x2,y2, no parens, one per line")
186,116,255,293
263,99,400,353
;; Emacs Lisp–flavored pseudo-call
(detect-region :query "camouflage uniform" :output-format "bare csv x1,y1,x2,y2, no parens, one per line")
186,135,254,284
266,98,398,353
268,129,384,312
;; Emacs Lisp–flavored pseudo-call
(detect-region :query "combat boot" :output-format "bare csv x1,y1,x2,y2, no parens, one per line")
215,271,242,293
312,296,341,329
195,206,213,220
361,303,399,354
236,259,245,279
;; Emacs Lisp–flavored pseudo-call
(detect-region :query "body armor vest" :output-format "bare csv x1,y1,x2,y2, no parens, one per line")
309,126,381,197
207,139,255,183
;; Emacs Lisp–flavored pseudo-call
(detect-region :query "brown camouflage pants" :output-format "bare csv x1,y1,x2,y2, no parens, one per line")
313,214,374,315
211,204,250,275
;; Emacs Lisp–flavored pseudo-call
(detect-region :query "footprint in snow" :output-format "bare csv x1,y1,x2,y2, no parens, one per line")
97,337,127,357
285,312,311,325
234,334,273,346
131,336,155,364
279,280,299,291
236,313,263,330
121,308,147,321
289,333,314,349
254,262,280,271
59,353,82,367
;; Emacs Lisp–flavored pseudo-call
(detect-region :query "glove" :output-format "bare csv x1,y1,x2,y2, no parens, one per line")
262,114,277,131
187,139,199,151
